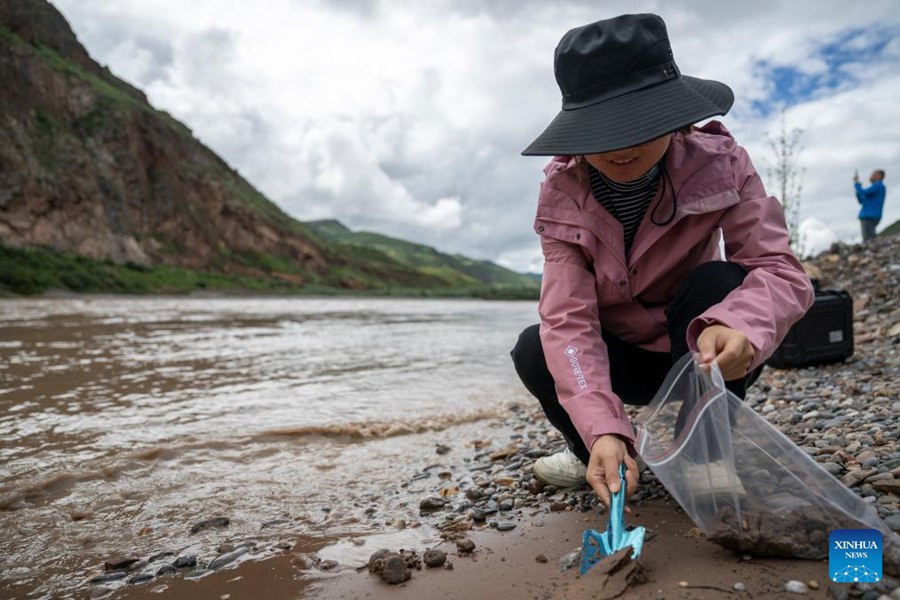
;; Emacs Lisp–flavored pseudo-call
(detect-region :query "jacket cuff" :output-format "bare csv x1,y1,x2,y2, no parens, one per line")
687,308,767,373
559,390,636,457
588,430,638,458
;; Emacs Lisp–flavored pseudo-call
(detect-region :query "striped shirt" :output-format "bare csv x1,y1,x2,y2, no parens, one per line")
589,164,661,254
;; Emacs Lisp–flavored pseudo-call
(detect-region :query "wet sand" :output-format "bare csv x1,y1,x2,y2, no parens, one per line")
119,498,831,599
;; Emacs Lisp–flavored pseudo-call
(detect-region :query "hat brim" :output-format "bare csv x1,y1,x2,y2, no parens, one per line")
521,76,734,156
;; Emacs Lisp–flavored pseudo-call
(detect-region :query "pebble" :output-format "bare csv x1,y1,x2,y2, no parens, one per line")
173,555,197,569
189,517,230,534
318,560,339,571
885,515,900,532
559,549,580,570
89,572,127,584
156,565,177,577
148,551,175,563
103,557,140,571
734,582,746,592
526,479,544,495
380,555,411,584
822,462,844,476
208,547,249,570
496,521,516,531
183,569,212,580
419,497,447,511
423,549,446,568
127,573,153,585
679,581,689,588
785,580,808,594
455,539,475,555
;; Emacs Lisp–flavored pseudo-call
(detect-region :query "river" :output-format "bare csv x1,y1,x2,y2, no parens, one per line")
0,296,538,598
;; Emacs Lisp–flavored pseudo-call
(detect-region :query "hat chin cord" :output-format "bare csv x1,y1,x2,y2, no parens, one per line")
650,163,678,227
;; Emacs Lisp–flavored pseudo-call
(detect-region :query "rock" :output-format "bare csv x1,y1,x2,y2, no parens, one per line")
827,584,850,600
127,573,153,585
318,560,339,571
173,555,197,569
456,538,476,555
559,549,580,570
808,580,819,590
535,554,548,563
490,444,519,461
208,547,249,570
472,508,486,522
148,551,175,563
436,444,451,455
184,569,212,579
679,581,689,588
496,521,516,531
734,582,747,591
380,554,411,584
884,514,900,532
89,572,127,584
526,479,545,495
873,480,900,495
103,557,140,571
465,488,483,501
822,462,844,476
843,468,879,487
549,501,568,512
785,580,809,594
189,517,230,534
156,565,177,577
367,549,390,571
423,549,446,568
419,497,447,511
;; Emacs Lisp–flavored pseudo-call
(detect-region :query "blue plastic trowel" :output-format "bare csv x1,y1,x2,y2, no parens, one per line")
579,463,646,575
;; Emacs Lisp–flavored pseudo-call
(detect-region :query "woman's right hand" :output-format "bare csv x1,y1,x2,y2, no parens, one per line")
586,434,640,513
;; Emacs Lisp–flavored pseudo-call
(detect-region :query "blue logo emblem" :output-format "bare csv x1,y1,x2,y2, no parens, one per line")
829,529,882,583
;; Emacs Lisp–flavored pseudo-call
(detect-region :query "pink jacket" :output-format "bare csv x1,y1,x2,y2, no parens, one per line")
535,121,814,454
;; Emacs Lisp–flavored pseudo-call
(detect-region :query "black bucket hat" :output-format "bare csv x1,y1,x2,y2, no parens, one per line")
522,13,733,156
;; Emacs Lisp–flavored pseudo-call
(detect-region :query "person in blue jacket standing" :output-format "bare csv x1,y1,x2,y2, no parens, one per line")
854,169,886,242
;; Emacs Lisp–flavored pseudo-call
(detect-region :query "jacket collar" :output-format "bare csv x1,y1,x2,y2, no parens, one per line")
537,121,742,264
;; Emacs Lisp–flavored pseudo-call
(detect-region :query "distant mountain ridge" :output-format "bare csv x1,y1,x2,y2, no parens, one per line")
307,219,538,289
0,0,537,298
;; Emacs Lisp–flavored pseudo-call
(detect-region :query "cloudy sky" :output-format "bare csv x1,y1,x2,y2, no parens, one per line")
54,0,900,273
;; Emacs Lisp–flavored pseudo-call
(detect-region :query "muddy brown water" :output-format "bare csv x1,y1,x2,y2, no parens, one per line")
0,296,537,599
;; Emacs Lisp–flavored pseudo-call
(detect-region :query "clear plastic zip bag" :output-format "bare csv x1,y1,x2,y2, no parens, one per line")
633,354,899,575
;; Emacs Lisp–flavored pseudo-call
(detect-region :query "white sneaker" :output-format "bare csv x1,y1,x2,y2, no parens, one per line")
533,448,587,488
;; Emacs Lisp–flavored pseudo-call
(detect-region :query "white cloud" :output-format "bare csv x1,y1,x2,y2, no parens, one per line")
53,0,900,271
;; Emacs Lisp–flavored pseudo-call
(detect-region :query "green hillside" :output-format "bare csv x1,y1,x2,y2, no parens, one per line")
307,219,540,291
880,219,900,237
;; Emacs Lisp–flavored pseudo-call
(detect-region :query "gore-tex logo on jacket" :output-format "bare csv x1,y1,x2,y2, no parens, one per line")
564,346,588,390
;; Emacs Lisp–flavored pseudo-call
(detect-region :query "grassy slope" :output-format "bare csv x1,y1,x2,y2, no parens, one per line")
307,220,539,289
0,244,537,299
880,219,900,237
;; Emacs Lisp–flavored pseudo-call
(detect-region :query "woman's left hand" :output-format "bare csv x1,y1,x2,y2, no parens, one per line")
696,325,755,380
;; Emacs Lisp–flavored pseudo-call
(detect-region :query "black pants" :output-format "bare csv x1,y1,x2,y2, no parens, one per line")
510,261,761,464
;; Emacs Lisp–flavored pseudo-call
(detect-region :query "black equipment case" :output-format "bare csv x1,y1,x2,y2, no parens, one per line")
767,287,854,368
